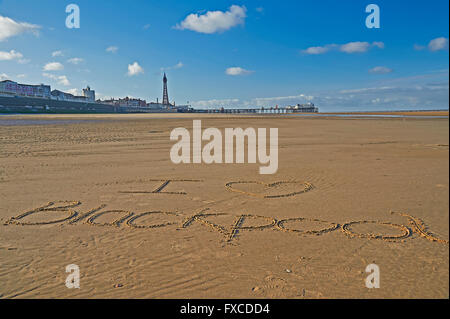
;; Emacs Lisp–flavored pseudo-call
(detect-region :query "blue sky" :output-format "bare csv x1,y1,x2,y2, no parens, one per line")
0,0,448,111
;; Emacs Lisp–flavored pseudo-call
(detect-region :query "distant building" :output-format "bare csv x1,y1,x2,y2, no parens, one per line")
144,73,191,111
0,79,100,104
162,73,170,105
286,103,318,113
50,90,69,101
0,80,51,98
51,90,89,102
82,86,95,101
147,102,167,110
103,97,147,107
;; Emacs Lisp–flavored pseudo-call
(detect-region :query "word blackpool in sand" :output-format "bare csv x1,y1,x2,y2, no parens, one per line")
4,201,448,246
170,120,278,174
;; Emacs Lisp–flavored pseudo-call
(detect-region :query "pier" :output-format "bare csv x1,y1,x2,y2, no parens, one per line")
192,105,318,114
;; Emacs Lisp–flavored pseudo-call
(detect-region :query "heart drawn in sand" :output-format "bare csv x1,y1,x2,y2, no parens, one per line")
225,181,314,198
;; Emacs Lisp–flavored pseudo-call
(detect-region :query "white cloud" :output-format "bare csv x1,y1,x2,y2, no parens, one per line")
143,24,151,30
0,73,27,81
68,57,84,65
173,61,184,69
42,73,70,86
372,41,385,49
127,62,144,76
333,84,448,110
253,94,314,104
161,61,184,72
0,49,23,61
301,45,333,55
302,41,384,55
57,76,70,86
106,46,118,53
192,98,241,108
175,5,246,34
52,50,64,57
43,62,64,71
339,86,396,94
428,37,449,52
339,41,371,53
369,66,393,74
225,66,253,76
0,15,41,41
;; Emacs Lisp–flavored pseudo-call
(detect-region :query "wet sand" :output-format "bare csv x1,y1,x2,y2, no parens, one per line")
0,114,448,298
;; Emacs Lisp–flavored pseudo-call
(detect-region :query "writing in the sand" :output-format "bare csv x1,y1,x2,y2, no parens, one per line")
4,200,448,245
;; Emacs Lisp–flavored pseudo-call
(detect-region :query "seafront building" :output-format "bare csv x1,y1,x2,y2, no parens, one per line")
0,75,315,113
0,80,51,99
0,74,189,112
102,97,147,108
286,103,318,113
0,79,96,103
51,89,92,102
82,86,96,101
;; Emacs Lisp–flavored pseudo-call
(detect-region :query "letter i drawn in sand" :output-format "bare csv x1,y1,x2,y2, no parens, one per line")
119,179,203,195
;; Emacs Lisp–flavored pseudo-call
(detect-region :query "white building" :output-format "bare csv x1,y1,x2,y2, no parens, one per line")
51,90,88,102
0,80,51,98
82,86,95,101
286,103,318,113
102,97,147,107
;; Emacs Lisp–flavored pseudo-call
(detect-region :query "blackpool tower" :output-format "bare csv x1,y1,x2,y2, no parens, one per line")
162,73,170,105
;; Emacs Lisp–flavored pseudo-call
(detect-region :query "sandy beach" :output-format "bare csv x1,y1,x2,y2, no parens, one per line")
0,113,448,298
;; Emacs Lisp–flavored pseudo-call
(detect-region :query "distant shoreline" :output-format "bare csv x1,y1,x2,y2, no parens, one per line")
320,110,449,116
1,109,448,116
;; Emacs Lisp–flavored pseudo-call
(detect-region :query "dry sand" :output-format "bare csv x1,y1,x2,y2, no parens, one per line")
0,114,448,298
